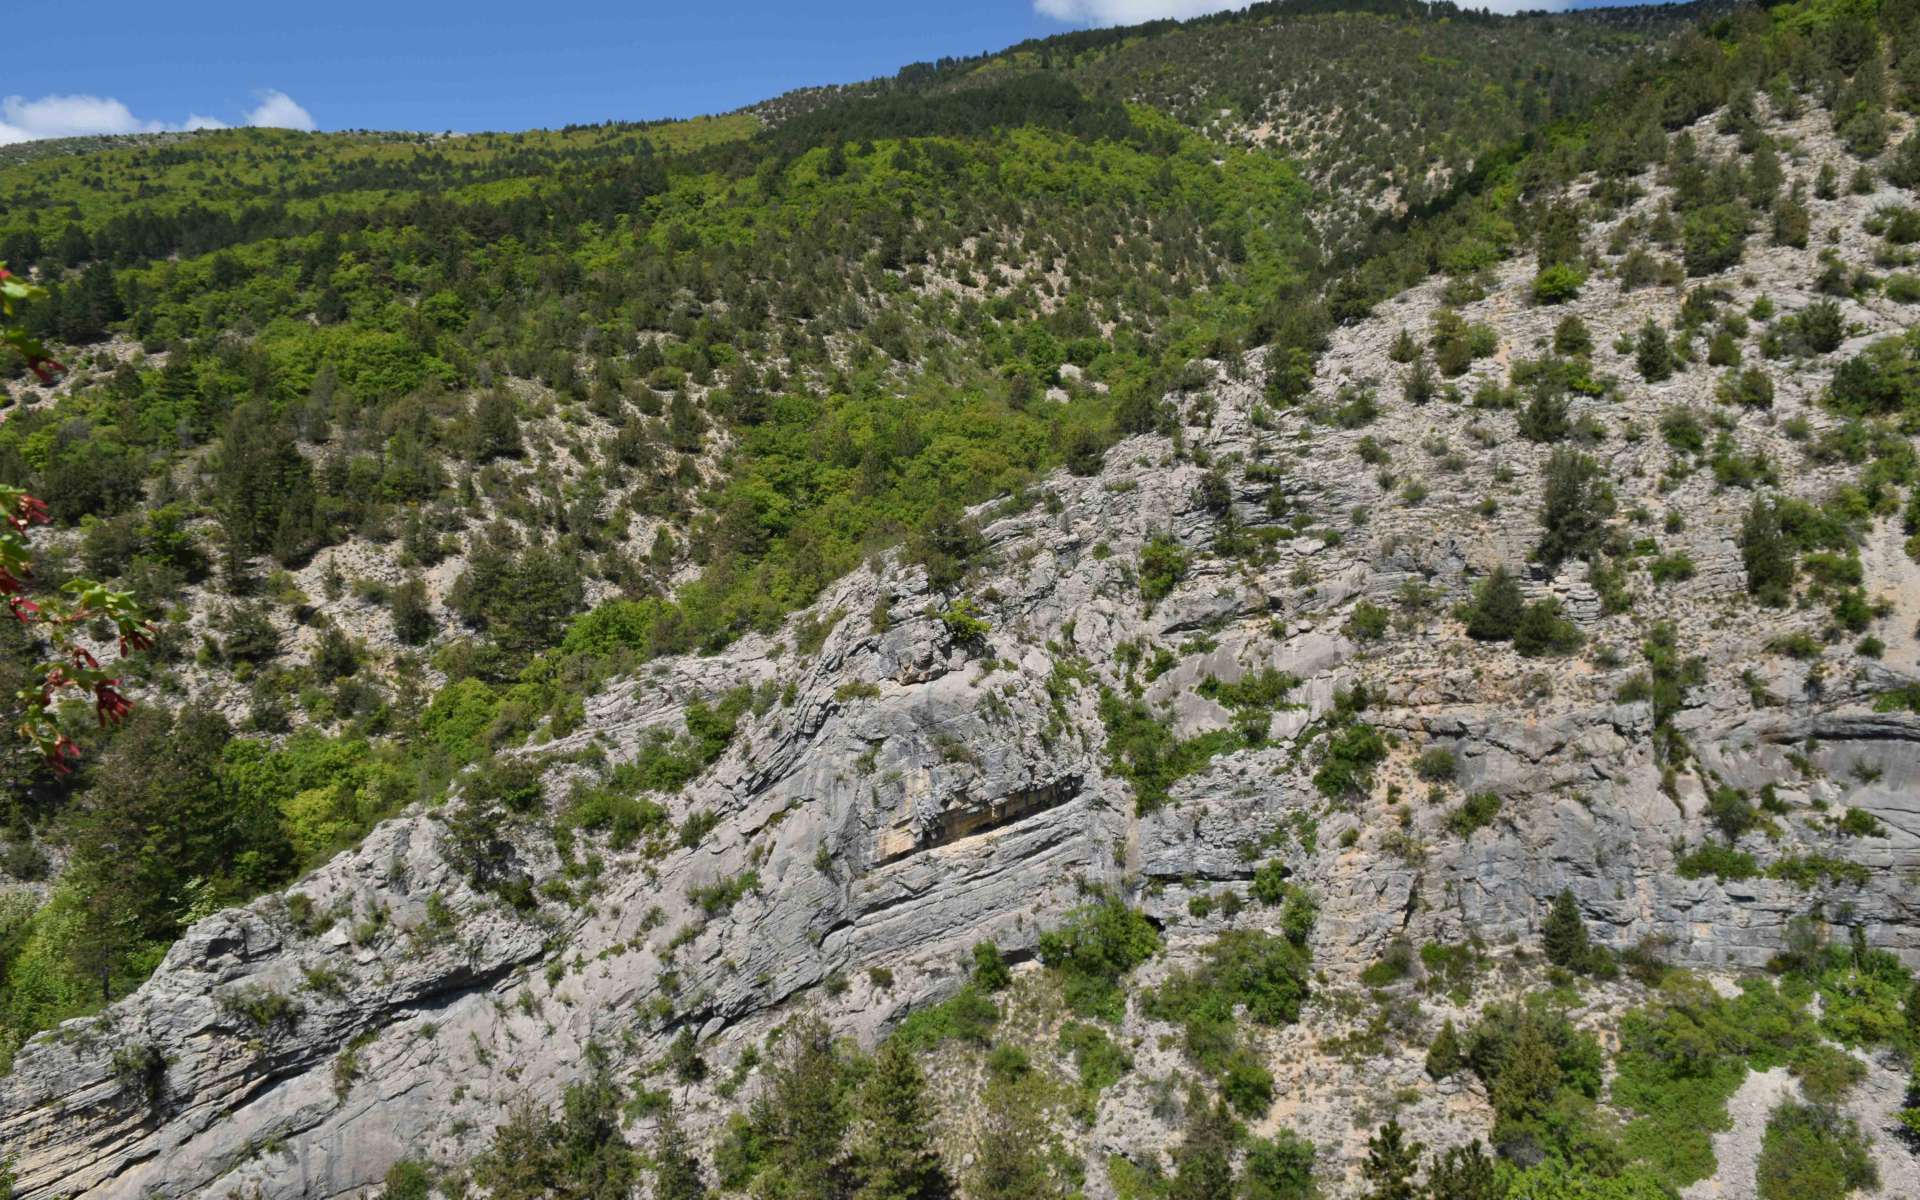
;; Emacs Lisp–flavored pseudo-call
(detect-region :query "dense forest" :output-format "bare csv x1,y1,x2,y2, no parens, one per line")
6,0,1920,1197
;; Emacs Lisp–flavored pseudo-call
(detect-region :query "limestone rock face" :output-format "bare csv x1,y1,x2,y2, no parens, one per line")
8,98,1920,1200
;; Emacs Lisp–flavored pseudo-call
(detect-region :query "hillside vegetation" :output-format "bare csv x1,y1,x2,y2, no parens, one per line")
6,1,1920,1199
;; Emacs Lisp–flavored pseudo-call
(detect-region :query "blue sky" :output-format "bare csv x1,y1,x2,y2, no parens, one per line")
2,0,1584,143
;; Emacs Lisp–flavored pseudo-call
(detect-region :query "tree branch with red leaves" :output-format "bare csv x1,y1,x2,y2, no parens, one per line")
1,263,153,770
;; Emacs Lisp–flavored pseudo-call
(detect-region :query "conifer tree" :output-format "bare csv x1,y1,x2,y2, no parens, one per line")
1361,1121,1423,1200
1464,567,1524,642
1168,1099,1236,1200
654,1106,710,1200
1425,1019,1463,1080
751,1018,853,1200
850,1041,953,1200
1424,1142,1498,1200
1542,887,1590,970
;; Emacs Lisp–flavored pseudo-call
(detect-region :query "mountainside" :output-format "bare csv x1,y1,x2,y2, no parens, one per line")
7,1,1920,1198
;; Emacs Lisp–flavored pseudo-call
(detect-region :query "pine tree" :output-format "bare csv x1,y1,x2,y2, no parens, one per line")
849,1042,953,1200
654,1106,710,1200
1168,1099,1235,1200
1542,888,1589,970
1537,449,1614,570
751,1017,853,1200
1634,320,1674,382
1425,1018,1463,1080
1424,1142,1498,1200
1464,566,1524,642
1739,497,1794,608
472,389,524,461
1488,1018,1562,1127
969,1077,1051,1200
1361,1121,1423,1200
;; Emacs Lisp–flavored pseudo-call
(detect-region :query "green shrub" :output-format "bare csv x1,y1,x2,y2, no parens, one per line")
1675,843,1759,881
1059,1021,1131,1093
1312,720,1386,799
1532,264,1586,304
1344,600,1390,642
1138,535,1190,607
1463,566,1524,641
1513,599,1581,657
893,984,999,1050
1447,792,1501,839
1037,898,1160,1022
1756,1102,1877,1200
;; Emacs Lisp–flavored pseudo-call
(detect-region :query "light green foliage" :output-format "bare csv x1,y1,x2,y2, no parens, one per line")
891,986,999,1051
1145,931,1308,1117
1138,535,1191,608
1098,689,1246,814
1611,975,1823,1188
1036,897,1161,1022
1059,1021,1132,1093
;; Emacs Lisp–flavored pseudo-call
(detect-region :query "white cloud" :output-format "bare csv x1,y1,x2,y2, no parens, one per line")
245,89,316,132
0,89,311,146
0,94,154,143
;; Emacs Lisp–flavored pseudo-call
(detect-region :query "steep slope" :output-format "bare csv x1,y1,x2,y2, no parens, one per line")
0,0,1696,1084
10,1,1920,1198
12,46,1920,1191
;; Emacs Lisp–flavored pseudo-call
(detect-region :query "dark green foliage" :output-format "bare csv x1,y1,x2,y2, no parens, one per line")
1536,449,1614,570
1463,566,1524,642
1681,204,1748,276
449,540,587,656
971,942,1012,992
1145,930,1306,1118
1058,1021,1131,1093
1098,687,1255,814
1036,897,1160,1022
739,1018,856,1200
1168,1101,1236,1200
1462,999,1605,1162
471,389,525,461
1360,1121,1422,1200
1312,719,1387,800
1739,497,1794,607
1634,321,1674,382
910,503,984,595
389,576,433,645
1674,842,1759,882
1541,888,1590,971
1138,535,1190,607
1516,388,1570,444
1829,328,1920,417
1345,600,1390,641
1240,1131,1315,1200
1552,315,1593,358
471,1053,636,1200
1446,792,1501,839
850,1041,953,1200
653,1108,710,1200
1422,1143,1498,1200
1426,1018,1464,1079
1513,598,1581,657
1756,1103,1877,1200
